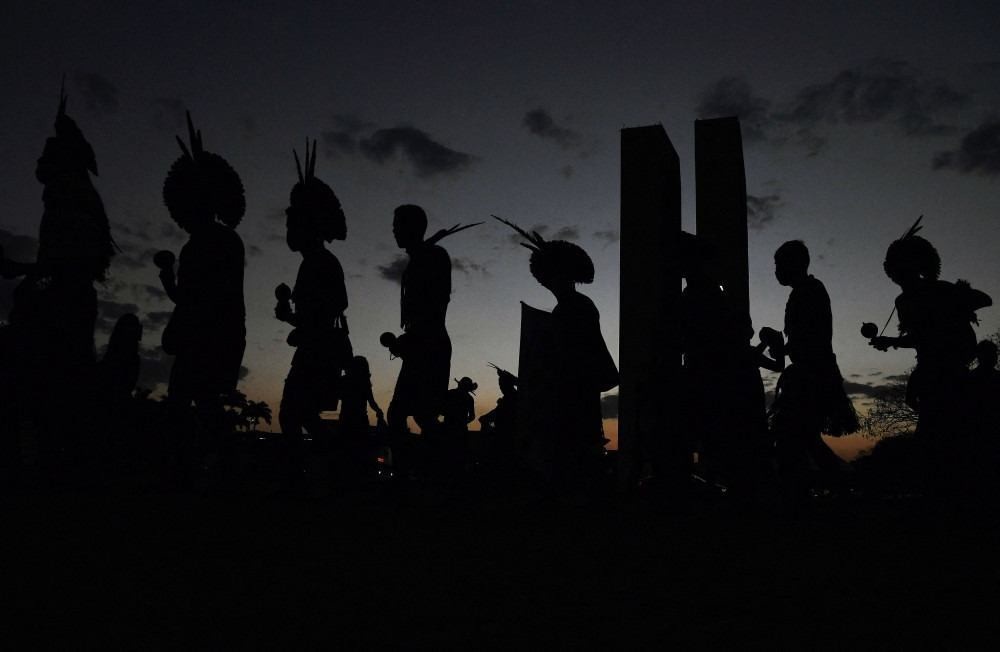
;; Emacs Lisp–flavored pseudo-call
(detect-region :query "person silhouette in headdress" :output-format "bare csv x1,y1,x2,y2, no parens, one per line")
440,376,477,472
769,240,857,504
0,83,115,472
156,113,246,475
383,205,479,471
494,216,619,498
478,364,519,472
869,218,992,490
274,141,352,440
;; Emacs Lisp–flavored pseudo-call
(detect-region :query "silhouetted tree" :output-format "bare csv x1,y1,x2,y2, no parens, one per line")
241,400,273,433
862,372,918,439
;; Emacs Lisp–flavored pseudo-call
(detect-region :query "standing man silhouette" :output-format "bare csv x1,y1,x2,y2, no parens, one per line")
770,240,857,504
387,205,453,440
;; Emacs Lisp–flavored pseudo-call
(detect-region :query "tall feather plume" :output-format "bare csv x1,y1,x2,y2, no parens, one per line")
58,74,67,118
425,221,483,246
186,111,203,157
293,147,304,183
491,214,545,252
901,215,923,239
308,139,317,178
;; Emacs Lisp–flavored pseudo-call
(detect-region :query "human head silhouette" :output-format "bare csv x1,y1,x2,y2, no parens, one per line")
774,240,809,287
162,112,245,234
883,235,940,289
393,204,427,249
976,340,998,371
286,141,346,251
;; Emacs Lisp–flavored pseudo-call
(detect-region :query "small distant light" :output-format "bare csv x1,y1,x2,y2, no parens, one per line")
719,285,725,291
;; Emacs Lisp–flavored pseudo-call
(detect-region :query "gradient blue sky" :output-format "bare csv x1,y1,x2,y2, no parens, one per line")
2,1,999,454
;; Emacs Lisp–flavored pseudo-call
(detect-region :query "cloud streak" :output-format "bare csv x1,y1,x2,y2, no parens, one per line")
522,109,582,149
747,194,783,230
932,119,1000,176
360,127,476,178
698,61,969,155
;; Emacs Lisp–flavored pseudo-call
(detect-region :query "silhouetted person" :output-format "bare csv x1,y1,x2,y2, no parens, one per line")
770,240,857,505
339,355,385,436
478,365,520,474
440,376,476,472
443,376,477,432
274,141,352,441
158,113,246,477
384,206,478,474
870,220,992,492
0,85,115,475
495,216,619,501
98,314,142,404
96,314,142,468
678,232,767,495
969,340,1000,489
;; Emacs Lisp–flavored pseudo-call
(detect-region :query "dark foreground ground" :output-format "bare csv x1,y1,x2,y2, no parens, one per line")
5,472,1000,649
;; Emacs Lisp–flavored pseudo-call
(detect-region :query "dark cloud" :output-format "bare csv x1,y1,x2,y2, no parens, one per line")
747,194,782,230
522,109,582,149
593,229,619,244
506,223,549,246
699,61,969,156
0,228,39,261
144,311,172,330
932,119,1000,176
151,97,186,131
73,71,119,115
247,244,263,257
112,220,153,242
377,255,408,283
451,257,487,275
775,60,968,152
138,284,167,302
113,247,158,271
842,380,895,400
600,393,618,419
97,299,140,334
360,126,476,177
696,76,772,141
160,223,186,243
552,226,579,240
321,114,376,158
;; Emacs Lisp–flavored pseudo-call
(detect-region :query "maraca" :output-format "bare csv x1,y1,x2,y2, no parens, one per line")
860,322,879,339
275,283,291,302
153,250,175,271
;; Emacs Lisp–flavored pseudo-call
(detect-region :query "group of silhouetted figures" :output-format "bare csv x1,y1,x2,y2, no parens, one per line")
0,92,997,509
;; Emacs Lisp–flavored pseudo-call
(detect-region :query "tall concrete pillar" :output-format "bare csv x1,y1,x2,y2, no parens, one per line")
619,125,682,486
695,117,749,319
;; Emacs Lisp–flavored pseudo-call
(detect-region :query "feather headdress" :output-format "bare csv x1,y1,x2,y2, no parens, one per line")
288,139,344,242
163,112,245,229
492,214,594,284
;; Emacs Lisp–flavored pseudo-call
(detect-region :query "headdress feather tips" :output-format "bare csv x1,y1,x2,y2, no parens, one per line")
58,74,67,117
425,221,483,246
491,214,545,252
292,139,320,184
901,215,923,240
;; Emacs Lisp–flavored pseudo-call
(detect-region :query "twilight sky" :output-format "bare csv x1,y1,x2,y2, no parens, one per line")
2,1,999,454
